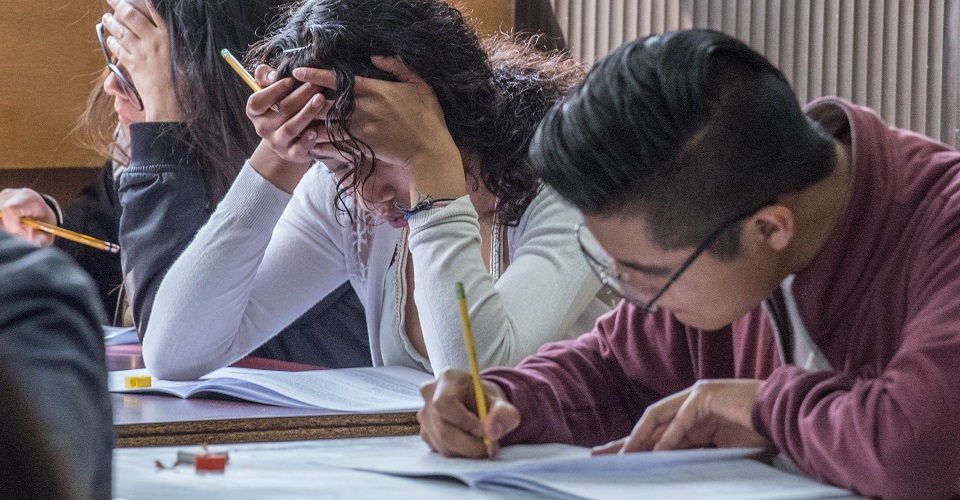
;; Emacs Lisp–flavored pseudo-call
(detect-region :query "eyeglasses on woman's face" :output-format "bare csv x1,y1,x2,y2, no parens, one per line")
96,22,144,111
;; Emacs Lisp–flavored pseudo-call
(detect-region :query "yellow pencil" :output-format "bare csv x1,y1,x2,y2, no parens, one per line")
456,282,491,448
220,48,261,92
0,210,120,253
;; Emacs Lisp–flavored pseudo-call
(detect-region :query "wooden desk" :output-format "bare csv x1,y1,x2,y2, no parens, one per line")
108,345,420,448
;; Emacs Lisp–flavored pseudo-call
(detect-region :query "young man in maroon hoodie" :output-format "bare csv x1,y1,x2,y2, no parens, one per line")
417,29,960,499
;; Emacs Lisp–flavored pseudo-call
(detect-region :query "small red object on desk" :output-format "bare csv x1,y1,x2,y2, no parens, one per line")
194,453,228,472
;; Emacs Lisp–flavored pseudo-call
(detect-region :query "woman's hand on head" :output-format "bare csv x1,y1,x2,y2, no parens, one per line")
248,65,332,166
294,56,467,204
102,0,179,122
246,65,330,193
0,189,56,247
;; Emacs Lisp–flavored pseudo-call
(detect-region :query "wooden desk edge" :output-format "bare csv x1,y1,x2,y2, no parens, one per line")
116,412,420,448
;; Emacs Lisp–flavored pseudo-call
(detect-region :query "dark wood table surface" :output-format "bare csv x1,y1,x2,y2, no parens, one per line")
107,345,419,448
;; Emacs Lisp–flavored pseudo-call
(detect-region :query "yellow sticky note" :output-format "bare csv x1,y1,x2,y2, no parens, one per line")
124,375,152,389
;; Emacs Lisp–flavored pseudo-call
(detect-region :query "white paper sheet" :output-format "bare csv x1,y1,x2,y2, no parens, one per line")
115,436,858,500
310,436,853,499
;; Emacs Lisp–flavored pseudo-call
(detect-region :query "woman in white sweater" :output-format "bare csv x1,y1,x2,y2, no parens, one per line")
144,0,611,380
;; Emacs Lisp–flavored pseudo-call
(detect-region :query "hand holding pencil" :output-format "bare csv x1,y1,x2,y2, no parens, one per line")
417,364,521,458
224,47,335,190
0,188,57,246
0,190,119,253
5,214,120,253
415,283,522,459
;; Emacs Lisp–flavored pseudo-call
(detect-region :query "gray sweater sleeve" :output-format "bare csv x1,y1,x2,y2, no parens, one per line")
118,122,210,339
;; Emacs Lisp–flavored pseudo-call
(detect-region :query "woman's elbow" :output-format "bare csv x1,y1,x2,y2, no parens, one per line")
141,336,203,381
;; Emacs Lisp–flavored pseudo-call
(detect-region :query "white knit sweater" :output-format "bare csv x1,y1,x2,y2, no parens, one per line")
144,163,609,380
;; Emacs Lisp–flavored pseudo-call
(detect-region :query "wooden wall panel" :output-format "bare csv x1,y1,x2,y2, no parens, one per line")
1,168,101,207
0,0,105,172
452,0,515,35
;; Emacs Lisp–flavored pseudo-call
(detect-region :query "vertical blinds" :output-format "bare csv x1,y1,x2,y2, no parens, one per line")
547,0,960,146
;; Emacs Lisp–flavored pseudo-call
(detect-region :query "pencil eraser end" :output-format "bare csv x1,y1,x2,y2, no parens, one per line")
124,375,152,389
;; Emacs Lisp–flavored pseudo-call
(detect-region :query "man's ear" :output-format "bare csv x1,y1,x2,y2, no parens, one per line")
748,204,794,252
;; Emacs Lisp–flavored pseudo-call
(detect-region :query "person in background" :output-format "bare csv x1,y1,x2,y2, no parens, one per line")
417,30,960,499
2,0,371,368
0,230,113,499
0,177,123,323
143,0,610,380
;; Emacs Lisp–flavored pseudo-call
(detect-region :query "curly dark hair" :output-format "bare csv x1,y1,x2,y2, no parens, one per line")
247,0,583,225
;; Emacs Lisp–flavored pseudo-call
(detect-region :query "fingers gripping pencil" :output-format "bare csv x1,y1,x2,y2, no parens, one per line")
0,210,120,253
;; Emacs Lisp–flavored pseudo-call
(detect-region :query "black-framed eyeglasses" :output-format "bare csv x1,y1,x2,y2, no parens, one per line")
576,200,777,313
96,23,144,111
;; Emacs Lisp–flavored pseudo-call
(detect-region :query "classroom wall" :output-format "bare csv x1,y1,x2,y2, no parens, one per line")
0,0,105,171
453,0,515,35
0,0,106,203
546,0,960,148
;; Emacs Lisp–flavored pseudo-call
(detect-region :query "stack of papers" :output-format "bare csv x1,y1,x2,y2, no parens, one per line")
108,366,432,412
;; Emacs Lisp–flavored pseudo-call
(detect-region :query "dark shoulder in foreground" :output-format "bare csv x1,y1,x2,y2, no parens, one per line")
0,231,114,500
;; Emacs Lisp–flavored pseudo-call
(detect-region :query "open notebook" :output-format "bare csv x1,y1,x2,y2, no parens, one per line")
108,366,432,412
312,437,853,499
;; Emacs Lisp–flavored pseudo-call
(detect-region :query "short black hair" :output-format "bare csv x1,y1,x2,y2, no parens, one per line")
530,29,837,258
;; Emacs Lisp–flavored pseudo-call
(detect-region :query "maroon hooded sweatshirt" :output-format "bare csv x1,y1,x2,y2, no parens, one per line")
484,98,960,499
